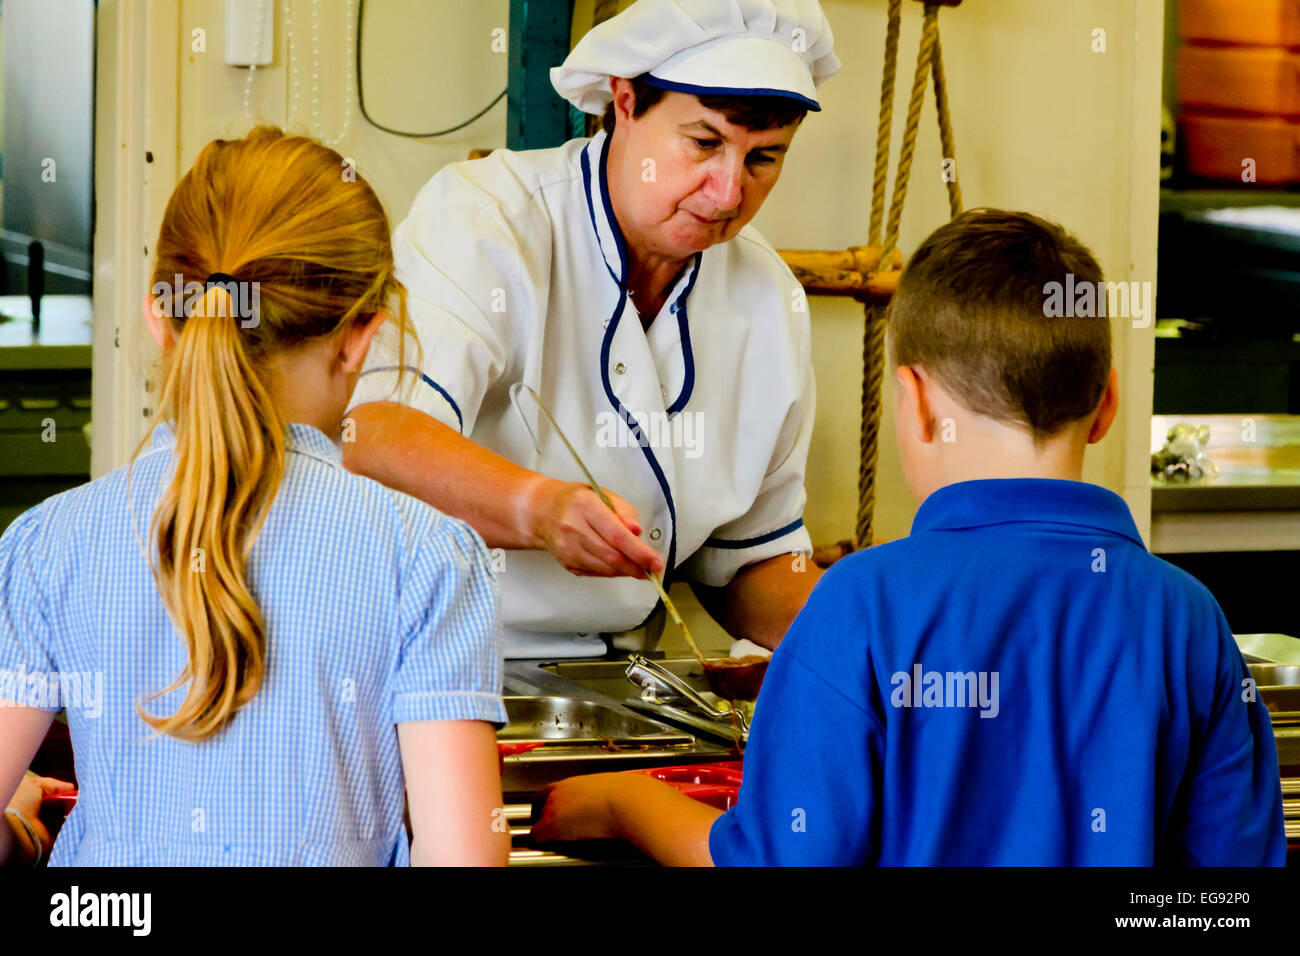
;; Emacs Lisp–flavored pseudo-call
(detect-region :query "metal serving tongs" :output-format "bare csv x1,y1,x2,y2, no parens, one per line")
508,383,709,665
626,654,750,736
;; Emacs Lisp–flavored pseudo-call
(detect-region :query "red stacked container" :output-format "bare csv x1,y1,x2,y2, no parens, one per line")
1178,0,1300,183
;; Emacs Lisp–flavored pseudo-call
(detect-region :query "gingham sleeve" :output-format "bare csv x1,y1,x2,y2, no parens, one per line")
391,514,506,727
0,505,61,710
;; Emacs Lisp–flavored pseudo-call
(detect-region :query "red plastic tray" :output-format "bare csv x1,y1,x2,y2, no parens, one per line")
628,761,743,811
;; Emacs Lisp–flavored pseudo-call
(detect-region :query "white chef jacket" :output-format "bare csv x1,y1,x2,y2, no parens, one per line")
349,129,815,658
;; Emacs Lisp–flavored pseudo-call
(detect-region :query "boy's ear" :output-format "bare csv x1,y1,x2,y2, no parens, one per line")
1086,367,1120,445
141,295,175,350
895,365,936,444
338,309,387,374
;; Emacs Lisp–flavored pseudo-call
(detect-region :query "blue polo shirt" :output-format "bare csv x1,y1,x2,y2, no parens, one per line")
709,478,1287,866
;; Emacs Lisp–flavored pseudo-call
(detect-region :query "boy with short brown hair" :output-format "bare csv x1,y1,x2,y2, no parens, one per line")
534,209,1286,866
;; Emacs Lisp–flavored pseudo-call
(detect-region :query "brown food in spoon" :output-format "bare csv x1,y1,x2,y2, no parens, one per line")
701,655,770,701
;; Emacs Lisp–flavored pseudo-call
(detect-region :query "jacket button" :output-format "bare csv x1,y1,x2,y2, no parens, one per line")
614,362,626,375
649,528,662,541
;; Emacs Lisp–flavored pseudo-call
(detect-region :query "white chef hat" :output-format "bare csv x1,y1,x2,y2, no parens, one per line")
551,0,841,115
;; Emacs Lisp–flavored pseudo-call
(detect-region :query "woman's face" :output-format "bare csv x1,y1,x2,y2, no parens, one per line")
608,80,802,261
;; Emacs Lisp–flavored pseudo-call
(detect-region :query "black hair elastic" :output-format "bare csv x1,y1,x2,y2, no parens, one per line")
205,272,238,288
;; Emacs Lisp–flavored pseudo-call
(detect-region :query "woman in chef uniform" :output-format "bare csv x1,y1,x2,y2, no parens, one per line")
345,0,840,658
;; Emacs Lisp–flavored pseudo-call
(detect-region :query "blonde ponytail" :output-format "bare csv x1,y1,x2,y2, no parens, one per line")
131,125,418,741
137,285,285,740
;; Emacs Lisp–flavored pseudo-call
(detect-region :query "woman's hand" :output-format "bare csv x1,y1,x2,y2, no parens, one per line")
528,480,665,579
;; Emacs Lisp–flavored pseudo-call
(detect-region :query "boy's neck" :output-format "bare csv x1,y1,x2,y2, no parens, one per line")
933,413,1089,491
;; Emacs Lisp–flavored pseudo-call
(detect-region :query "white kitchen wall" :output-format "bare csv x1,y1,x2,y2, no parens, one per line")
178,0,511,236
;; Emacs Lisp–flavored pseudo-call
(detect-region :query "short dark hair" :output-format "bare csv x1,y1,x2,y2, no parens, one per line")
601,74,808,133
888,208,1112,442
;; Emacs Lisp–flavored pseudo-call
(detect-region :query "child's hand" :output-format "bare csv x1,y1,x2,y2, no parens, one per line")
531,773,634,844
6,774,75,863
9,774,74,822
532,773,720,866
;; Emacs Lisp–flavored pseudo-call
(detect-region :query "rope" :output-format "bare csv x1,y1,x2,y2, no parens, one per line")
869,0,903,246
857,1,961,550
856,304,890,549
857,0,903,550
931,28,963,218
880,4,940,267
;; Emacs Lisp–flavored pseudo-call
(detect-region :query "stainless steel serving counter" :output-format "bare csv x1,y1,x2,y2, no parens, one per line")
500,656,742,866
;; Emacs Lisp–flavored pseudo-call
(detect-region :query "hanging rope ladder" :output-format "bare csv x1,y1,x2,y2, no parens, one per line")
779,0,963,555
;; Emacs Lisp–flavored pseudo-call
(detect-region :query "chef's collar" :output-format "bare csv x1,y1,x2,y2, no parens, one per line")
581,129,629,284
910,478,1146,549
149,419,343,468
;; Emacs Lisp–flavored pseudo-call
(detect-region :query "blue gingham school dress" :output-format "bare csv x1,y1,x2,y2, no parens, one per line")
0,421,505,865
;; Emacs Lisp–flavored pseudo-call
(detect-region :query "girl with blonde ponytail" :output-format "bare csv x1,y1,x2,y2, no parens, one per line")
0,127,508,867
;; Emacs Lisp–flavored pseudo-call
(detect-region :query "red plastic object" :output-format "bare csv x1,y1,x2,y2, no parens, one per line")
497,742,545,757
1179,45,1300,116
1179,0,1300,48
1181,110,1300,183
628,762,743,811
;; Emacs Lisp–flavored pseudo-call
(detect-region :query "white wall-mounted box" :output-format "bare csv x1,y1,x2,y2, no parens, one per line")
225,0,274,66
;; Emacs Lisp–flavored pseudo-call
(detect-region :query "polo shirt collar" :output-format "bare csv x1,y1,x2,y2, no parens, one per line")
911,478,1145,548
149,419,343,467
